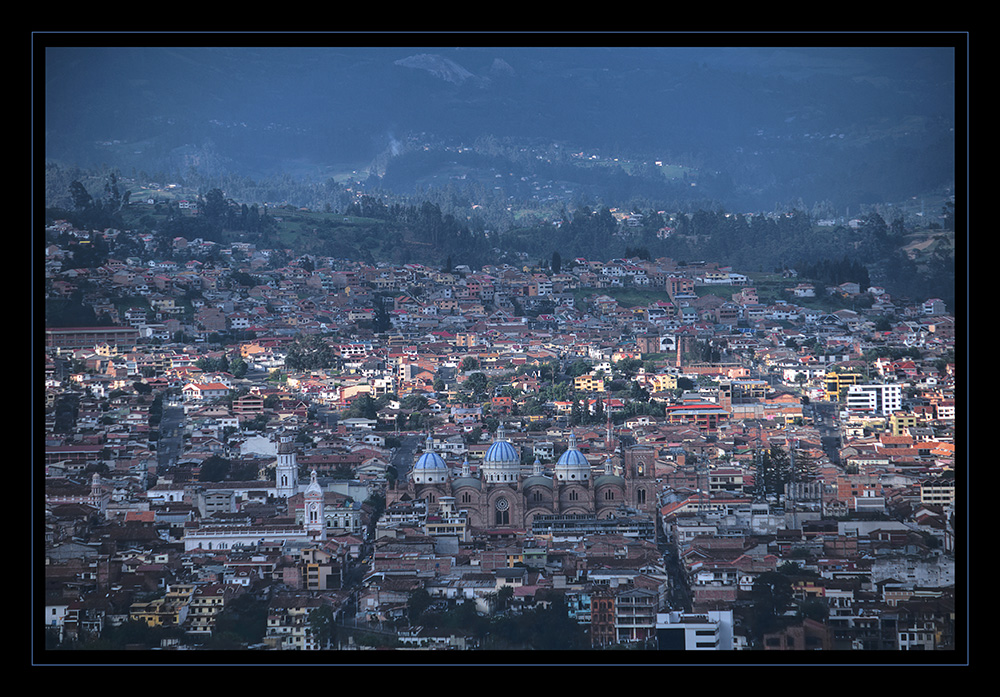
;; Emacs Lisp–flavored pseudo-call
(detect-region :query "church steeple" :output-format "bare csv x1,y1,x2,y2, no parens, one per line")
276,429,298,499
304,469,325,541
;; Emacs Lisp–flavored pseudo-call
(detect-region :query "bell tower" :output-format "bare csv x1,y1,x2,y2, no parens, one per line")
303,470,326,541
276,429,298,499
624,445,656,514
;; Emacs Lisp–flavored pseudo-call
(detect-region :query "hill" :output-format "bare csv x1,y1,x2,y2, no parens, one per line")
43,44,957,215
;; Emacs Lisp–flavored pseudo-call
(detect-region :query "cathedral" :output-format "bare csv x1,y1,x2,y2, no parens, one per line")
386,425,659,530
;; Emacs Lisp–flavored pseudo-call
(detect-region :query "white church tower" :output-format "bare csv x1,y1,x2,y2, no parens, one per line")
303,470,326,541
276,429,299,499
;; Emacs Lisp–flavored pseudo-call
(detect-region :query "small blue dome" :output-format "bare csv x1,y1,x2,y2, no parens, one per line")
555,432,590,481
413,451,448,470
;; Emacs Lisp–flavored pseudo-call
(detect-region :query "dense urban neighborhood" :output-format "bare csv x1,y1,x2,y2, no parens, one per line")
40,213,959,659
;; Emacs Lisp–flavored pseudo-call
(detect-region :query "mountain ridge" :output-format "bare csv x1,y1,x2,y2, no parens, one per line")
43,45,957,214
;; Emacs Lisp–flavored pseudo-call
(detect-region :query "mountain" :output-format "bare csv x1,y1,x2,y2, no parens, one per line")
43,43,958,214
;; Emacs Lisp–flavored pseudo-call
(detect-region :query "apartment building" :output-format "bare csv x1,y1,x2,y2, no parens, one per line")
656,610,735,650
845,383,902,415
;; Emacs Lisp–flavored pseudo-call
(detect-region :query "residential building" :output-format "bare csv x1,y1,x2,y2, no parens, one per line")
823,371,864,401
656,610,735,650
845,383,902,415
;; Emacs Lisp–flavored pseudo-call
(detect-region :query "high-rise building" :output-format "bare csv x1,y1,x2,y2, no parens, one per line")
845,383,902,415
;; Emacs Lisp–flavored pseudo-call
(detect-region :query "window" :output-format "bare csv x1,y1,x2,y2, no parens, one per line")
495,497,510,526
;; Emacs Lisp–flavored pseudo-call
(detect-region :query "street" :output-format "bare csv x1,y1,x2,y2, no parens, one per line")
157,404,184,471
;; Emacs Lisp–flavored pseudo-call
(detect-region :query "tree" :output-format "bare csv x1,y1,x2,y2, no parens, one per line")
407,588,432,623
198,455,231,482
551,250,562,274
750,571,794,640
493,585,514,613
69,180,93,210
464,372,489,400
616,357,643,379
373,296,392,332
284,334,336,372
520,595,588,650
798,597,829,623
201,188,228,221
344,393,379,420
229,354,248,378
213,594,268,647
790,444,819,483
564,359,592,378
754,445,793,499
307,605,337,649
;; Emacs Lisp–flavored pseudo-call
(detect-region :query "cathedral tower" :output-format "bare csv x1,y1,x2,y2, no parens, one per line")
623,445,657,513
303,470,326,540
276,429,298,499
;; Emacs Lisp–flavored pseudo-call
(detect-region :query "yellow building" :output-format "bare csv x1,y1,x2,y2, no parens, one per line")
920,478,955,507
889,412,919,437
574,373,606,393
649,373,678,392
823,371,863,401
129,584,194,628
186,584,242,636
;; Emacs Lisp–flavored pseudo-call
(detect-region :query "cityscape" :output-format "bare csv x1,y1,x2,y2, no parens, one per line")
37,38,964,666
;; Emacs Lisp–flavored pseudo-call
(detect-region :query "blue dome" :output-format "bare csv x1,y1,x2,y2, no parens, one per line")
413,450,448,470
484,439,519,463
413,434,448,470
484,425,519,464
555,432,591,481
556,448,589,466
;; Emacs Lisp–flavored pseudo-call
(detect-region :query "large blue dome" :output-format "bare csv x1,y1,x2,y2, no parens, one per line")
480,425,521,485
483,424,519,464
484,439,519,464
556,447,589,467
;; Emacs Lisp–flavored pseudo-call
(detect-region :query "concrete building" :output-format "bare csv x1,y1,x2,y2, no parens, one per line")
656,610,735,650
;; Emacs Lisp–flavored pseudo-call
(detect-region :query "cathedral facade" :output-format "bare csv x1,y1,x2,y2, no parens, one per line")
386,427,658,530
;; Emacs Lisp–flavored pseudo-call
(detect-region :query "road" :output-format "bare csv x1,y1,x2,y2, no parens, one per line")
809,400,842,466
390,433,422,481
157,404,185,471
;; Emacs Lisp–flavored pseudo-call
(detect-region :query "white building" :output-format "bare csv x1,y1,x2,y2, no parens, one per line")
656,610,735,650
845,383,902,415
